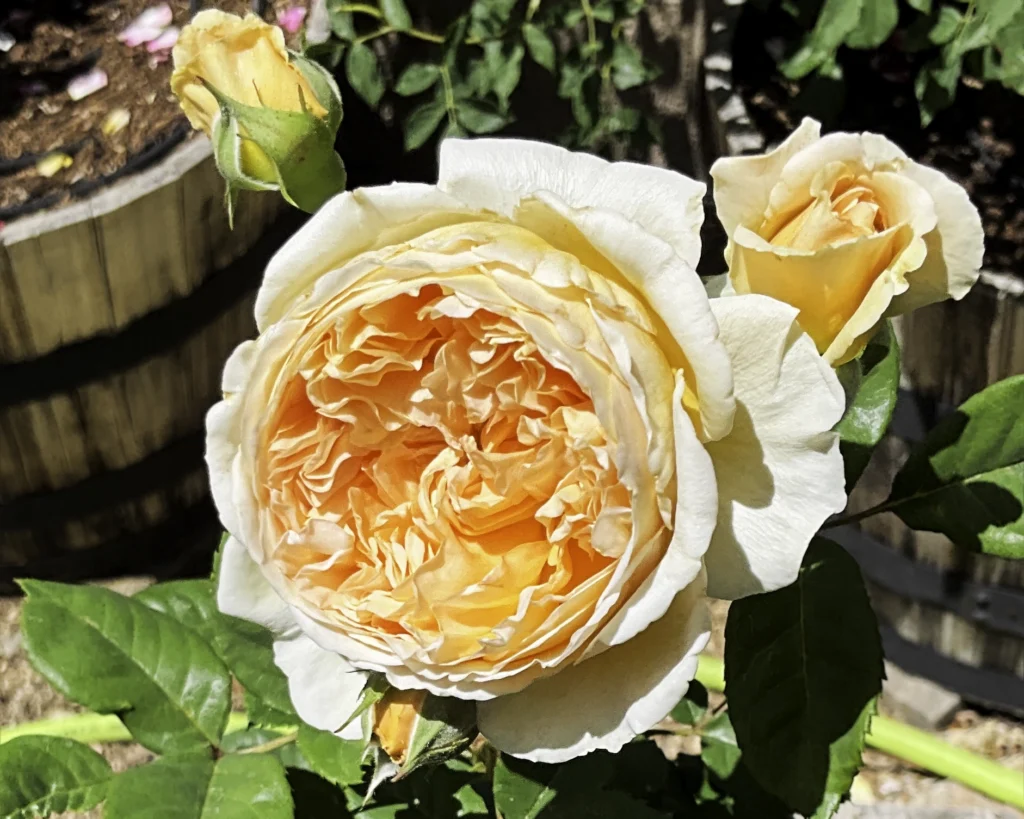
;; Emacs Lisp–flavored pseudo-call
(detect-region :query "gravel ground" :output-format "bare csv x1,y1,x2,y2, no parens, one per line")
2,590,1022,817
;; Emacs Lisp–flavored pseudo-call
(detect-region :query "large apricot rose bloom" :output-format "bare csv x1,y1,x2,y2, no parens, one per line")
211,139,846,762
711,118,984,365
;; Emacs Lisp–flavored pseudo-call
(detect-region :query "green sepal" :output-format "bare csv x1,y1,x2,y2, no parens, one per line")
341,672,390,733
289,49,344,135
395,694,477,779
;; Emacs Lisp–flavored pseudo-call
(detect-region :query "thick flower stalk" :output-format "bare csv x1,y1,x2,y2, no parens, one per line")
711,118,984,365
210,138,846,763
171,10,345,216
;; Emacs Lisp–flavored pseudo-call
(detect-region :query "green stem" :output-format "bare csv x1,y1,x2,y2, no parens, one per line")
822,499,901,530
354,25,394,45
238,731,298,755
405,28,445,44
579,0,597,49
339,3,443,44
4,664,1023,811
439,65,458,129
337,3,383,18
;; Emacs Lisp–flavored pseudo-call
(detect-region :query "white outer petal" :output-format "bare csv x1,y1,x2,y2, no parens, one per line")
273,633,368,740
710,117,821,236
217,535,298,636
478,577,710,762
533,194,736,442
438,138,706,269
888,161,984,313
255,183,476,331
589,372,716,652
703,295,846,599
205,340,256,541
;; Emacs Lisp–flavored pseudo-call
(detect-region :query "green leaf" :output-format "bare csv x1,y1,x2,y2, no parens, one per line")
810,698,876,819
286,769,352,818
844,0,899,48
907,0,931,11
219,729,308,770
670,680,708,726
296,725,366,787
105,753,293,819
329,8,356,40
886,374,1024,558
904,6,963,51
611,40,649,90
781,0,864,79
700,712,742,780
523,23,556,71
135,580,296,724
380,0,412,30
19,580,231,755
0,737,112,819
724,538,884,816
394,63,441,95
916,50,962,126
836,321,900,489
493,756,567,819
456,100,509,134
346,42,385,107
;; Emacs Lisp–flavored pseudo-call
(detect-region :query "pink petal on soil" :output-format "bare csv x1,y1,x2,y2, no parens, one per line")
67,68,108,101
118,3,173,46
146,26,179,52
277,5,307,34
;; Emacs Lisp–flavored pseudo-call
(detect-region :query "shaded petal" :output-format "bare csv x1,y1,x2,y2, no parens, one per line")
273,632,367,739
477,578,709,762
888,161,984,313
438,138,706,269
255,184,476,330
217,535,298,636
710,118,821,235
703,295,845,599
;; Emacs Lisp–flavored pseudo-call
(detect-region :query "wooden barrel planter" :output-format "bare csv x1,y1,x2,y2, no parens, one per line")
702,0,1024,714
0,135,298,592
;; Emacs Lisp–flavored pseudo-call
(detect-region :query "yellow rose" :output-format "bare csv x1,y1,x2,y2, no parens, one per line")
710,118,984,365
373,689,427,766
213,138,846,762
171,10,328,184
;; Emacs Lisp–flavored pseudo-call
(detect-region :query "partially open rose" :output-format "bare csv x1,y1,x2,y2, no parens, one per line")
711,118,984,365
211,138,846,762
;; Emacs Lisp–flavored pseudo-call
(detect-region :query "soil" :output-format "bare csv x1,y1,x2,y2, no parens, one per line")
0,0,297,221
730,4,1024,275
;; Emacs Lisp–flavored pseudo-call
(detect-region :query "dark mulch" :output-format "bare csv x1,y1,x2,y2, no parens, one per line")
0,0,295,220
731,4,1024,274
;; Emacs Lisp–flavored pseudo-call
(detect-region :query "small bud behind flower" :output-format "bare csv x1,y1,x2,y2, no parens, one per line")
170,10,345,219
371,689,477,778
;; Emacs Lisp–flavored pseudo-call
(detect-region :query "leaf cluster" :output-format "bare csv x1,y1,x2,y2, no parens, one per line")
760,0,1024,125
303,0,660,153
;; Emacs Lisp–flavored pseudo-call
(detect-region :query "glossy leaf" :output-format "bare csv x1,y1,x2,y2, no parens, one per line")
781,0,864,79
296,725,366,787
394,63,441,96
670,681,708,726
135,580,296,723
0,736,111,819
887,374,1024,558
724,538,884,816
811,698,876,819
380,0,412,31
836,321,900,489
523,23,556,71
844,0,899,48
346,42,385,107
20,580,231,754
456,100,508,134
104,752,292,819
403,99,447,150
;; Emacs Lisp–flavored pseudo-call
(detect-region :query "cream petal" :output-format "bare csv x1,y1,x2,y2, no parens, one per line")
888,161,984,314
205,340,256,540
273,632,367,739
255,183,476,330
703,295,845,600
762,131,908,227
589,373,715,653
710,117,822,236
531,193,736,442
729,223,915,364
478,578,709,762
437,138,706,269
217,535,299,636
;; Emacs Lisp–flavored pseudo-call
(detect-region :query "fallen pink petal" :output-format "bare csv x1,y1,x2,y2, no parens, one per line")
118,3,173,46
67,67,108,101
146,26,179,53
277,5,307,34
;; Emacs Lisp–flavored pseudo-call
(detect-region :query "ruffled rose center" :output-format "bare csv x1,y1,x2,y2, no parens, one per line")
259,284,630,666
764,163,888,251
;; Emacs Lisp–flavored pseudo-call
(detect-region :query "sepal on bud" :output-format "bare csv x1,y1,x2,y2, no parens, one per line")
371,689,478,779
